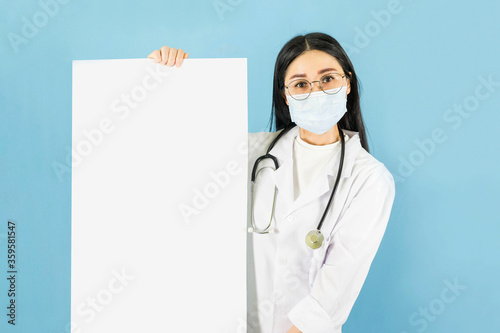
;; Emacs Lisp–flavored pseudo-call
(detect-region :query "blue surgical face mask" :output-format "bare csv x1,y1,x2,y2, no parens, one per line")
286,85,348,135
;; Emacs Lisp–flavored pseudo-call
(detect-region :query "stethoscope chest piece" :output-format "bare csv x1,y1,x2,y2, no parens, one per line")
305,229,324,249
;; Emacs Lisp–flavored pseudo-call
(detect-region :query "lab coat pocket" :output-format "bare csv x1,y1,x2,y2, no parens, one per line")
308,239,329,289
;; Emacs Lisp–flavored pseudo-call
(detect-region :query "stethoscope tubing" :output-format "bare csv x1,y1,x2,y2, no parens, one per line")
249,124,346,249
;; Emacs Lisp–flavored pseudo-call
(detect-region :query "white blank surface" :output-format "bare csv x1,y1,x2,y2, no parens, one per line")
71,58,247,333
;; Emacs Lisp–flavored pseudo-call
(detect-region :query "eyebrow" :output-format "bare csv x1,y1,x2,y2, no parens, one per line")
288,68,339,80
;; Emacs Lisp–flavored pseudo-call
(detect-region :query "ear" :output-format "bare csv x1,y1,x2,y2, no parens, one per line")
346,71,352,96
282,91,289,106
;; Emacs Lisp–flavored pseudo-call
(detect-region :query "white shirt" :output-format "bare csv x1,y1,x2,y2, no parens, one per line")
247,126,395,333
293,133,350,201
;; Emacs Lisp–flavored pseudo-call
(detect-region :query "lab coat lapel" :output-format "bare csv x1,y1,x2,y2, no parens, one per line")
269,127,297,216
270,127,361,218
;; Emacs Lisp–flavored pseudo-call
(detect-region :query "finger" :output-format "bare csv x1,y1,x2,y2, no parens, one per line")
147,50,161,63
175,49,185,68
160,46,170,65
166,47,177,67
184,52,189,59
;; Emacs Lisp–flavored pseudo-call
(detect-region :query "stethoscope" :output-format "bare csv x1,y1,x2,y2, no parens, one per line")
248,125,346,250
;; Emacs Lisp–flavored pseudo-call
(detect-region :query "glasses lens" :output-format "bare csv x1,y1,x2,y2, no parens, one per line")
321,73,345,94
288,79,311,100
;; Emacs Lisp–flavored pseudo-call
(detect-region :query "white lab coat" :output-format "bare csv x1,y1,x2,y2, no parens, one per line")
246,126,395,333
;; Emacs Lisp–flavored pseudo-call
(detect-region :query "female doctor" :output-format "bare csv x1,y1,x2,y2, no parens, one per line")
148,32,396,333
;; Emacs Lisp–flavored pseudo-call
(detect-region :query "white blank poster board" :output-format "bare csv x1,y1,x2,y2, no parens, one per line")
72,58,247,333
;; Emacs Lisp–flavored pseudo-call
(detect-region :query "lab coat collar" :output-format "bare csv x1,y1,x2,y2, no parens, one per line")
268,126,362,216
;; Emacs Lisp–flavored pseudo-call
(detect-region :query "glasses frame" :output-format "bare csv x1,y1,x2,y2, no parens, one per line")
284,72,348,101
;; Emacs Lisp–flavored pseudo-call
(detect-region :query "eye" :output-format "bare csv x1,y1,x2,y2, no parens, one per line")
322,74,336,83
293,80,309,88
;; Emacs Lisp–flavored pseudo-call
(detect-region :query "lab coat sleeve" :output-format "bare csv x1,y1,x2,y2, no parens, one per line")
287,165,396,333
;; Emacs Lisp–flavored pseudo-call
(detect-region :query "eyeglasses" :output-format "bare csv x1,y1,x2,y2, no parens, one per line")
285,73,347,101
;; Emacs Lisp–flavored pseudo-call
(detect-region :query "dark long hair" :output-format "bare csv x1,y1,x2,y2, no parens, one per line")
268,32,369,152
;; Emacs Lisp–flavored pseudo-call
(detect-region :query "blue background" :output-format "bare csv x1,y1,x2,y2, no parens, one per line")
1,0,499,332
